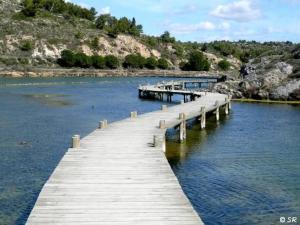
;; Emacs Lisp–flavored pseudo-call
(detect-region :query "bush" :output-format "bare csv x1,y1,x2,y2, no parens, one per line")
74,53,92,68
123,54,145,69
157,58,169,70
218,60,231,71
145,57,157,70
20,41,33,51
91,56,105,69
58,50,76,67
105,55,119,69
90,37,99,50
181,51,210,71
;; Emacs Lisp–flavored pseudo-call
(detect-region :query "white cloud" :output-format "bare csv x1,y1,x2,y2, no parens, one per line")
165,21,230,35
99,6,111,15
170,3,199,15
211,0,261,22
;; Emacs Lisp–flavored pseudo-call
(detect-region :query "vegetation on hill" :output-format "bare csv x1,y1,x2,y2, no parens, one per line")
0,0,299,77
20,0,97,20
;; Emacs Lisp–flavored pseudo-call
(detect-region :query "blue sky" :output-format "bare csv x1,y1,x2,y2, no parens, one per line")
69,0,300,43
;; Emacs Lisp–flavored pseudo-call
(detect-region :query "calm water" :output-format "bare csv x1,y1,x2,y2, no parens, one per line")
0,77,299,225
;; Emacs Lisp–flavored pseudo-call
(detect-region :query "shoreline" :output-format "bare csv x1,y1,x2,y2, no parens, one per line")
232,98,300,105
0,68,226,78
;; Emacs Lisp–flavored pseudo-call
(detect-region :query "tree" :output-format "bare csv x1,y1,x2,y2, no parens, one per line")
123,54,145,69
105,55,119,69
57,50,76,67
21,0,37,17
91,55,105,69
160,31,175,43
74,52,92,68
90,37,99,50
157,58,169,70
145,57,157,69
218,60,231,71
182,51,210,71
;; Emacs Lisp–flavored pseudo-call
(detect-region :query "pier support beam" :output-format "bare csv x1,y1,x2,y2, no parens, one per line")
225,102,229,115
228,96,232,110
215,101,220,121
72,135,80,148
179,113,186,142
200,107,206,129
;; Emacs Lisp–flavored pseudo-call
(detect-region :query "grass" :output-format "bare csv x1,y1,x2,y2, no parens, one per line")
232,98,300,105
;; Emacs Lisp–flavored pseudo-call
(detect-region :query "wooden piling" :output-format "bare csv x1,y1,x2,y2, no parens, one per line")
200,107,206,129
72,135,80,148
131,111,138,119
153,135,166,152
159,120,166,129
215,101,220,121
99,120,108,129
179,113,186,142
161,105,168,112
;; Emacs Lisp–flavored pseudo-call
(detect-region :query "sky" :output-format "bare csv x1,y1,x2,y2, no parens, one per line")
69,0,300,43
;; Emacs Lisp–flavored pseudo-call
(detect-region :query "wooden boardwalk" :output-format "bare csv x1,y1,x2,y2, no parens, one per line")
26,85,230,225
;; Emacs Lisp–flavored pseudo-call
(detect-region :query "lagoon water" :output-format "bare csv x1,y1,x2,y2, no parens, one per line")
0,77,299,225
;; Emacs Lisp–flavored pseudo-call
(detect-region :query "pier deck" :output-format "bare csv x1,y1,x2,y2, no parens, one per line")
26,86,230,225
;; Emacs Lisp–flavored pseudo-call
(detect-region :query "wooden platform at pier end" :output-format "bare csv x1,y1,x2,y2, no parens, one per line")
26,88,230,225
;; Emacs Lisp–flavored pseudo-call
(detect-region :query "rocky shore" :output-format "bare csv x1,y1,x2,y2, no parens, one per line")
213,59,300,101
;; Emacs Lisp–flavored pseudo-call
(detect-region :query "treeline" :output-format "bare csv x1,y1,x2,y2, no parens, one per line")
96,15,143,37
58,50,169,70
21,0,97,20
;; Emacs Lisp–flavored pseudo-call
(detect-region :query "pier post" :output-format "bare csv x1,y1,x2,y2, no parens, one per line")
161,105,168,112
224,100,229,115
159,120,166,129
131,111,138,119
99,120,108,129
215,101,220,121
228,95,232,110
72,135,80,148
153,135,166,152
179,113,186,142
200,107,206,129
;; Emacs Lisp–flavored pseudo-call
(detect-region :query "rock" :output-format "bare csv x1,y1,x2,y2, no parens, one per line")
257,89,269,99
275,62,293,75
240,65,256,80
270,79,300,100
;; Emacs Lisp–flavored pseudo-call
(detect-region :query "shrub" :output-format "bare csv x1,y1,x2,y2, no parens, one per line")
20,41,33,51
157,58,169,70
123,54,145,69
145,57,157,70
91,55,105,69
90,37,100,50
105,55,119,69
181,51,210,71
58,50,76,67
218,60,231,71
74,53,92,68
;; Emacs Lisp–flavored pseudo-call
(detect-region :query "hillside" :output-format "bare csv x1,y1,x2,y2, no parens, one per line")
0,0,299,100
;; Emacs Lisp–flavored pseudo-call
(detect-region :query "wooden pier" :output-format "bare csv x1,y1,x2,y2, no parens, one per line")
26,81,231,225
